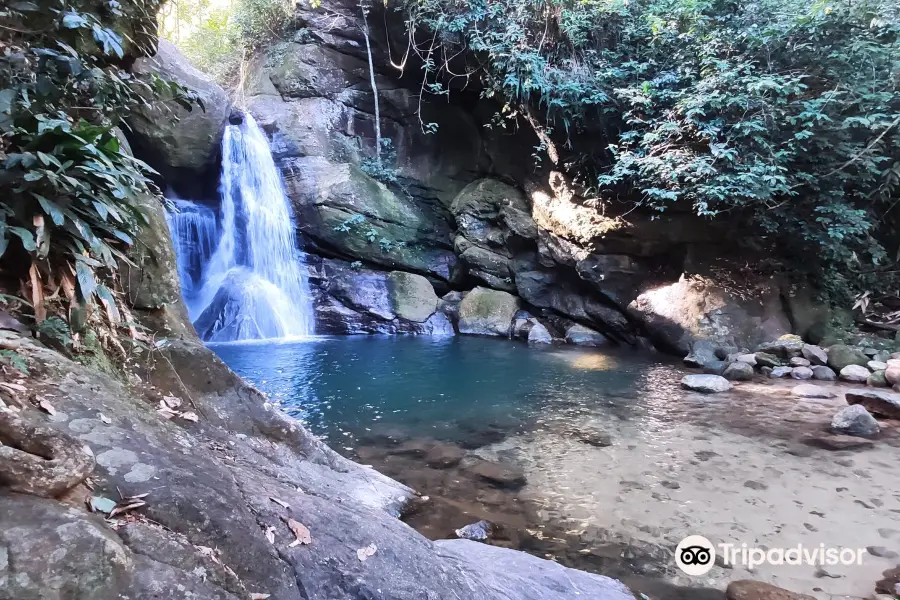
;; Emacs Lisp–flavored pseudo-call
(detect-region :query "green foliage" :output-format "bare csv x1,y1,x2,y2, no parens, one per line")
0,349,28,375
404,0,900,300
0,1,199,308
161,0,295,84
35,315,72,346
360,138,401,185
333,213,408,252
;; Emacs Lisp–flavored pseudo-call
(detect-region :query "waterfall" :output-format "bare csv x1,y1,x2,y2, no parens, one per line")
166,114,315,342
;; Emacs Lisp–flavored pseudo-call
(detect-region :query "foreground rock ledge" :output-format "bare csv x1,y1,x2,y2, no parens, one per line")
0,332,635,600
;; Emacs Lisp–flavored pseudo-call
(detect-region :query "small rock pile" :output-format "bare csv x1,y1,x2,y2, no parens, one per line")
681,334,900,393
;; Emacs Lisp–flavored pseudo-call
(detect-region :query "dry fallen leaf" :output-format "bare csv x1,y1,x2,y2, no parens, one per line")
38,398,56,416
269,497,290,509
264,525,276,545
161,395,182,409
0,381,26,393
357,543,377,561
108,499,146,518
285,518,311,547
99,413,112,424
180,411,199,423
250,594,271,600
157,406,179,420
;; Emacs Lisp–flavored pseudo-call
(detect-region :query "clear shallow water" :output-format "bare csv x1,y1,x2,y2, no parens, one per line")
212,335,683,449
213,336,900,599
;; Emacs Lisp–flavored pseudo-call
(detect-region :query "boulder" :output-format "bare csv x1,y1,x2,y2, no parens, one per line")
455,520,494,541
770,366,793,378
869,360,888,372
845,389,900,419
684,340,720,368
791,384,835,399
827,344,869,372
702,360,728,376
129,40,230,172
388,271,438,323
801,344,828,366
868,371,888,388
527,323,553,345
831,405,880,437
812,365,837,381
463,458,527,489
839,364,870,383
285,157,457,280
885,364,900,386
565,324,608,347
789,357,810,367
681,374,733,393
754,352,781,368
732,353,757,366
725,580,815,600
791,366,813,380
458,287,520,337
723,361,754,381
756,335,804,358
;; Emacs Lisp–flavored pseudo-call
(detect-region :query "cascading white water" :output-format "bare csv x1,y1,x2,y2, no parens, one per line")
166,113,314,342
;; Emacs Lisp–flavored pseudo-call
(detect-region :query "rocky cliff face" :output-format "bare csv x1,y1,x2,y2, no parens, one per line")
225,0,813,358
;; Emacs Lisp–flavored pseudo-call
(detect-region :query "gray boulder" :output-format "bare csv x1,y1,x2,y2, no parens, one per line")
831,405,880,437
684,340,720,368
845,389,900,419
681,374,733,393
791,366,813,380
565,324,608,346
868,360,888,372
129,40,230,172
770,366,793,378
723,361,754,381
801,344,828,366
756,335,804,358
790,357,811,367
754,352,781,368
827,344,869,372
812,365,837,381
458,287,520,336
388,271,438,323
527,323,553,345
839,364,870,383
455,520,494,541
868,371,888,388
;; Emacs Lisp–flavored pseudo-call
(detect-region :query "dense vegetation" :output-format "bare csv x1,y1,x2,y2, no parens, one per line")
0,0,197,341
399,0,899,300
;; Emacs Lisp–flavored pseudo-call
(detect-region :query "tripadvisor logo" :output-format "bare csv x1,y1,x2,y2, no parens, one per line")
675,535,867,576
675,535,716,576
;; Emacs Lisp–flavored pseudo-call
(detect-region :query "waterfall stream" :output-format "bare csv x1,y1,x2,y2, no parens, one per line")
166,114,314,342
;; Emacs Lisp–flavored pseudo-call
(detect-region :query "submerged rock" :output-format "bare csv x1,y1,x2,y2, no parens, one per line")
681,374,732,393
565,324,608,346
463,458,527,489
458,287,520,337
839,364,870,383
455,520,494,541
845,389,900,419
791,384,835,399
726,580,815,600
831,405,880,437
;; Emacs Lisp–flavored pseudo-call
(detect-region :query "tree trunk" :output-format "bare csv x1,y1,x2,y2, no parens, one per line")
360,2,382,167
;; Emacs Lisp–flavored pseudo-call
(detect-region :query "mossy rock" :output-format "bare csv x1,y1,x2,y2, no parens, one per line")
458,287,520,336
826,344,869,372
388,272,438,323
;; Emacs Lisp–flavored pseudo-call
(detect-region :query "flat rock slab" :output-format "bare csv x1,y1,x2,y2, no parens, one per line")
846,389,900,419
681,374,732,393
462,457,527,489
790,384,835,399
802,434,875,451
726,580,816,600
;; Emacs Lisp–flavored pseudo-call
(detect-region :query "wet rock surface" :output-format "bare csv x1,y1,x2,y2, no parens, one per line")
681,374,733,393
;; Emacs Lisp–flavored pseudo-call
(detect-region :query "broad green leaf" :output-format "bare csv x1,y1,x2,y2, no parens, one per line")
75,261,96,300
34,194,65,226
9,227,36,252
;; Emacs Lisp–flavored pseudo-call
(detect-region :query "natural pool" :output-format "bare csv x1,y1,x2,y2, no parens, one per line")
213,335,900,599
